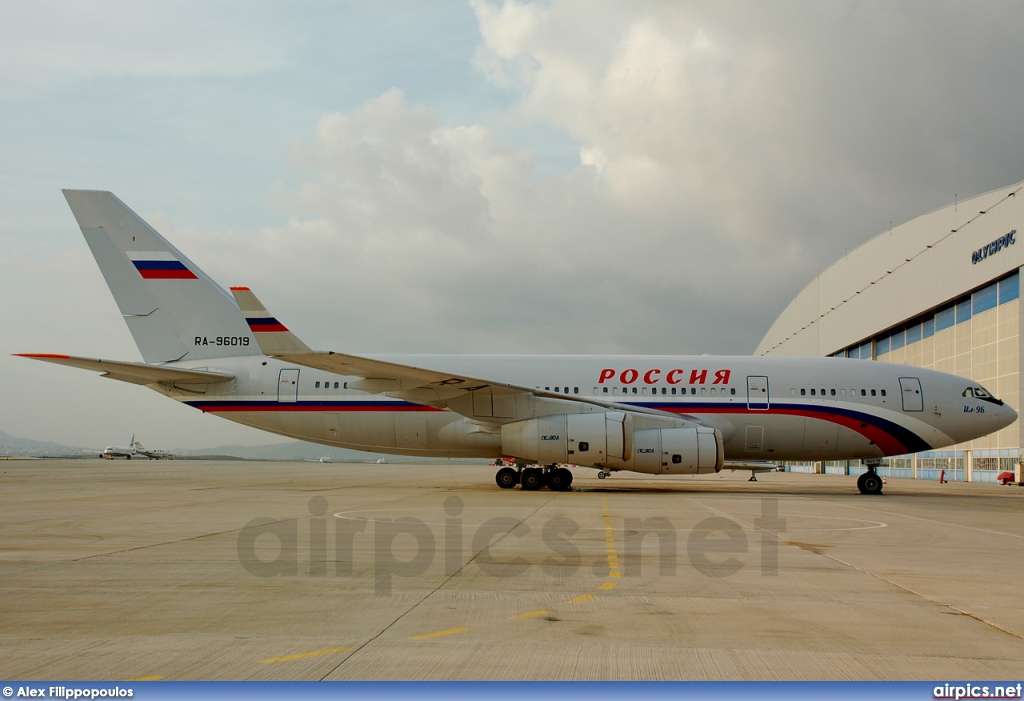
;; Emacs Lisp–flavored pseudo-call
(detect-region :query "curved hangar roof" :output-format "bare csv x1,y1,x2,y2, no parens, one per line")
756,180,1024,357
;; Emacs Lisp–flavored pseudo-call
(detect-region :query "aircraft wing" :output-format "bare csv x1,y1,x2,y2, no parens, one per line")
15,353,235,386
231,286,704,425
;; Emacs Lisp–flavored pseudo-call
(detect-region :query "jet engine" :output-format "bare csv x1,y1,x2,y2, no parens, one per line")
500,412,632,465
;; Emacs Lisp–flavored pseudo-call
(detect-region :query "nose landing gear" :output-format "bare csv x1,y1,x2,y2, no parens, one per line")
857,461,884,495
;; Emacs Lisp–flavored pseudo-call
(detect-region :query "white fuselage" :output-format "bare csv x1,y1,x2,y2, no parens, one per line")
153,353,1014,467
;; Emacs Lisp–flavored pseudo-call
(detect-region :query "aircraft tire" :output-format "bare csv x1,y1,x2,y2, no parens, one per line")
495,467,519,489
861,472,883,495
856,472,868,493
520,468,544,491
547,468,572,491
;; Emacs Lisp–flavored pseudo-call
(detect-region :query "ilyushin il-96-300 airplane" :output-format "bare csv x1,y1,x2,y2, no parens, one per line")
18,191,1018,495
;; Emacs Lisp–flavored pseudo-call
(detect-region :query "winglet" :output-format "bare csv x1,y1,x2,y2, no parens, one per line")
230,287,313,355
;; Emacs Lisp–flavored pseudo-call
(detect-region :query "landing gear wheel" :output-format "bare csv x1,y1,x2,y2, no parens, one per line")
597,471,608,480
547,467,573,491
861,472,883,495
856,473,868,493
495,466,519,489
520,468,544,491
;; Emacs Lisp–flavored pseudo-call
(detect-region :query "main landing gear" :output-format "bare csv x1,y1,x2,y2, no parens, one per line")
494,461,574,491
857,461,884,495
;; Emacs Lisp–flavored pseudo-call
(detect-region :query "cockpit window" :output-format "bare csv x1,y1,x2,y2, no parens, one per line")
964,385,1004,405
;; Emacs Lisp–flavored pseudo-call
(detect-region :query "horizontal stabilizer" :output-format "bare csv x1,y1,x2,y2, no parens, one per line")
229,287,312,354
14,353,234,386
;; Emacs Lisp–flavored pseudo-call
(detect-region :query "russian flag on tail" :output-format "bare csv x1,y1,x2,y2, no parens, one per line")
230,287,290,333
128,251,197,279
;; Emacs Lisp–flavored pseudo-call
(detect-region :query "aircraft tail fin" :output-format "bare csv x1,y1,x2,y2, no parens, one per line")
62,190,262,363
229,286,313,354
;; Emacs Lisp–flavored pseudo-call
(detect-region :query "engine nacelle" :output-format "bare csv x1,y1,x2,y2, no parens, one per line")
625,426,724,475
500,412,633,466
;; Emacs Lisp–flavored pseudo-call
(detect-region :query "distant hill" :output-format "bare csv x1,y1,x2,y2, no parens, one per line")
0,429,91,457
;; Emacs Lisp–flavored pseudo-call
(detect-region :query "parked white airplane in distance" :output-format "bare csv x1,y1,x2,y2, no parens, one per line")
133,440,175,460
101,434,137,460
18,191,1018,495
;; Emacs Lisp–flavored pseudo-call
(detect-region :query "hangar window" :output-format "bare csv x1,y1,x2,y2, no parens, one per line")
906,323,922,345
1000,273,1019,303
847,346,859,359
935,305,955,332
974,282,998,315
956,299,972,323
858,341,872,359
876,336,890,355
890,329,905,351
922,316,934,338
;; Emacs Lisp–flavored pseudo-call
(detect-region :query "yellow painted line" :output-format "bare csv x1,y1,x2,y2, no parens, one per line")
569,594,595,603
126,676,164,681
511,609,551,620
261,646,354,664
600,582,617,590
410,627,471,640
609,570,621,578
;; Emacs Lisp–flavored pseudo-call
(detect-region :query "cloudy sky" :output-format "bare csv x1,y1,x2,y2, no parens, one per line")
2,1,1023,450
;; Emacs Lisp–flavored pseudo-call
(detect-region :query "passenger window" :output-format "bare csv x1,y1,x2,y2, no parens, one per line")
860,389,866,396
700,388,706,395
334,382,339,389
603,387,608,394
871,389,876,396
841,389,846,396
613,388,619,395
820,388,825,396
830,389,836,396
574,387,579,394
801,389,806,396
790,389,796,396
632,387,638,394
811,389,816,396
671,388,677,395
641,388,648,396
315,381,321,388
730,388,736,395
880,389,886,397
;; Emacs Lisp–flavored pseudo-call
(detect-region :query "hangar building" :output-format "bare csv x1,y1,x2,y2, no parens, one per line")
756,180,1023,483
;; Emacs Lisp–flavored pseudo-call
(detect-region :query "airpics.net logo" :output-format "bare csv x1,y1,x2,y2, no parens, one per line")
934,682,1023,699
235,496,787,595
971,230,1016,265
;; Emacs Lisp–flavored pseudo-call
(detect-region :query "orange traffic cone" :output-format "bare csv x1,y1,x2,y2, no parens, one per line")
882,476,887,485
